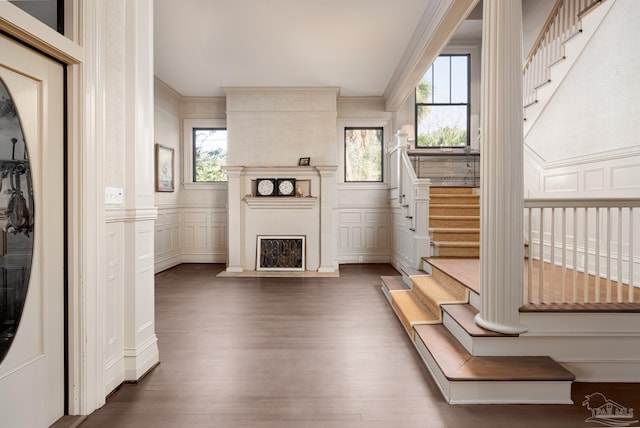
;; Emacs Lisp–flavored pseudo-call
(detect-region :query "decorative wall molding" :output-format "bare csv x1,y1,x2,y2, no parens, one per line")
244,197,318,209
105,207,158,222
527,144,640,170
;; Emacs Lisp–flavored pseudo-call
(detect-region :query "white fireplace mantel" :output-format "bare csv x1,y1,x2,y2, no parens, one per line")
244,196,318,209
225,165,337,275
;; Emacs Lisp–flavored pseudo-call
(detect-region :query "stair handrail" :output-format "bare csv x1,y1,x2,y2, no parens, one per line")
523,0,605,109
391,130,432,269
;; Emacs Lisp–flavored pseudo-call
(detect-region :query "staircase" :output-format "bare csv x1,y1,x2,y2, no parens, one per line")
381,258,575,404
429,187,479,258
523,0,614,136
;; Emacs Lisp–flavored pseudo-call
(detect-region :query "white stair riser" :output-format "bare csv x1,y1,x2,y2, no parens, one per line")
442,310,474,354
468,290,480,309
469,334,640,382
381,285,393,304
520,311,640,334
449,380,573,405
414,334,573,404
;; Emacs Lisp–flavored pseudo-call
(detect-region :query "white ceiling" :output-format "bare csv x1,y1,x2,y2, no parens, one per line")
154,0,481,98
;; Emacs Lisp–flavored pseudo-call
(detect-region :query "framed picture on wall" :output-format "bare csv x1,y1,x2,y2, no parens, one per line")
298,157,310,166
155,143,174,192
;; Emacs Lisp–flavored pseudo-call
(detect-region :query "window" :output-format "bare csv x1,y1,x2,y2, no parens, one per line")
416,54,470,148
9,0,64,34
344,127,383,182
193,128,227,182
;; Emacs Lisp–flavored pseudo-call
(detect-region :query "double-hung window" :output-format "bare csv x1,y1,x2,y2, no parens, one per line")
415,54,470,148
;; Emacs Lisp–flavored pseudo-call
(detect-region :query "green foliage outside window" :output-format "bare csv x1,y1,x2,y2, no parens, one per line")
416,54,469,148
345,128,383,182
194,128,227,182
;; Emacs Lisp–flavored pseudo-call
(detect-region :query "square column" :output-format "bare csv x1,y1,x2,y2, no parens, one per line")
316,166,338,272
122,0,160,380
225,166,245,273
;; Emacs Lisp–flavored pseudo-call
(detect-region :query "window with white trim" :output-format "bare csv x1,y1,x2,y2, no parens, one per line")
193,128,227,182
344,127,383,182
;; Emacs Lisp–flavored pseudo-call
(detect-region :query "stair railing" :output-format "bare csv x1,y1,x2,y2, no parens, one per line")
390,130,431,270
523,0,605,109
524,198,639,305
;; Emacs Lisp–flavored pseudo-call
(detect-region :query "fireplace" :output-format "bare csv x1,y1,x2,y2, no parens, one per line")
224,164,337,275
257,236,305,271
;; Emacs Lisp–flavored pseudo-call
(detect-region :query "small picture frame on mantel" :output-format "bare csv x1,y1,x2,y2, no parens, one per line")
298,157,310,166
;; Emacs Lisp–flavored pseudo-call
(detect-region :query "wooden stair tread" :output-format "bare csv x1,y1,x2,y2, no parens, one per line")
430,204,479,208
430,215,480,220
432,241,480,248
441,304,517,337
430,196,479,204
430,227,479,233
423,258,480,295
400,266,423,277
411,276,468,315
390,291,439,338
414,325,575,381
381,276,409,292
430,194,479,199
430,187,476,194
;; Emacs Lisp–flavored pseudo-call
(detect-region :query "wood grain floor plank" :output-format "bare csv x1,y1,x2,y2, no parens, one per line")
76,263,640,428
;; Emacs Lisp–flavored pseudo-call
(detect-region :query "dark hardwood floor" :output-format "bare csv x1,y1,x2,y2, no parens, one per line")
77,263,640,428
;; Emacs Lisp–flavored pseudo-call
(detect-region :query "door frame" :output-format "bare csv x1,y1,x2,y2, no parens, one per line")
0,1,105,415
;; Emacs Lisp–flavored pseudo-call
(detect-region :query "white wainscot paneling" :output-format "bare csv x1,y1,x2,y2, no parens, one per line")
583,168,605,192
154,207,181,273
611,164,640,190
181,207,228,263
543,172,579,193
391,207,415,270
104,222,125,394
337,207,390,263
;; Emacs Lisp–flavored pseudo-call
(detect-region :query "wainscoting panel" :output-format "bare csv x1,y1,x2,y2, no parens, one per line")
543,172,579,193
337,203,390,263
155,206,181,273
104,221,125,394
181,207,228,263
611,164,640,190
391,207,415,271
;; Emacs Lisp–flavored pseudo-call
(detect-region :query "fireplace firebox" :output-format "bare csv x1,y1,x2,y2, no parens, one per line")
256,236,305,271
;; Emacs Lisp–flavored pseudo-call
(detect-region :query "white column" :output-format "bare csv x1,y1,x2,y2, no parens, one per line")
225,166,244,272
122,0,160,380
316,166,338,273
474,0,528,335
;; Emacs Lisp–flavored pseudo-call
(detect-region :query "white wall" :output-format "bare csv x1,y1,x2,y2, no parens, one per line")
336,97,392,263
154,89,398,270
225,87,339,166
154,79,182,271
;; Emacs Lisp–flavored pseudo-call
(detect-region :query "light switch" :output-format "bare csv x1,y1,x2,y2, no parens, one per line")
105,187,124,204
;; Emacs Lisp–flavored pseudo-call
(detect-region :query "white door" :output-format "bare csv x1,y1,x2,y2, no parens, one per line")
0,34,65,427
